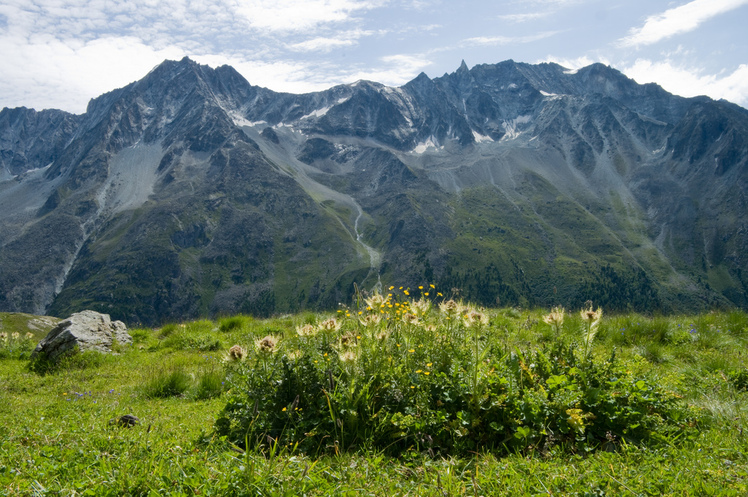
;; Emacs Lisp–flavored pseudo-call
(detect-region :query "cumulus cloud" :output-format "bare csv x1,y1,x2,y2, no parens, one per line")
619,0,748,48
0,34,184,112
622,59,748,107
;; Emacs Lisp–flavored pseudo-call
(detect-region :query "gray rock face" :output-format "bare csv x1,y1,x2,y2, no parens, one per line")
2,56,748,321
31,310,131,362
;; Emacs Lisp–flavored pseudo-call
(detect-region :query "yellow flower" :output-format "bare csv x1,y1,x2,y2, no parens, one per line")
282,407,287,412
408,349,415,353
566,408,588,433
424,372,431,376
426,363,432,367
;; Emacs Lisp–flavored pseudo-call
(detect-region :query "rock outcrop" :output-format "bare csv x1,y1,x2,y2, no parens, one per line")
31,310,131,362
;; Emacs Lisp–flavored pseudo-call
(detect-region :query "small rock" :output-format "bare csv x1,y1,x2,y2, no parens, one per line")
110,414,140,427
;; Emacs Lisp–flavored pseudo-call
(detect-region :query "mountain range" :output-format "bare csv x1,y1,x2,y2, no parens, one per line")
1,57,747,325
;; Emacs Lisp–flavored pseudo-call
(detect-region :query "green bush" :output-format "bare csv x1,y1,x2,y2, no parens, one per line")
218,315,253,333
142,368,192,398
215,295,694,456
194,369,225,400
27,348,112,375
0,331,37,360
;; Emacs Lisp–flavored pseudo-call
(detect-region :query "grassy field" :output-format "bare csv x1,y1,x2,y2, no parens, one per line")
1,293,748,495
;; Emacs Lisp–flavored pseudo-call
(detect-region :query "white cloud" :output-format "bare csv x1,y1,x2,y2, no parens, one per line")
194,54,334,93
0,34,185,112
234,0,383,32
343,53,433,86
287,29,377,52
622,59,748,107
539,55,605,71
619,0,748,48
497,12,550,23
462,31,560,47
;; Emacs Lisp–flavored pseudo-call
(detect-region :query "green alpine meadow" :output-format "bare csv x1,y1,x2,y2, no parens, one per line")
3,55,748,495
2,290,748,495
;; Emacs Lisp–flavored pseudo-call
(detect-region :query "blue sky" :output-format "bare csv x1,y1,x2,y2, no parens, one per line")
1,0,747,113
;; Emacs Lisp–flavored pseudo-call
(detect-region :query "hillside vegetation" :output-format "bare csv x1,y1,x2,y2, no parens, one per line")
1,292,748,494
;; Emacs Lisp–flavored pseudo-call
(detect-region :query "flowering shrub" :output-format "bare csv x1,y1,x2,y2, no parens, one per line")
215,288,693,456
0,331,36,359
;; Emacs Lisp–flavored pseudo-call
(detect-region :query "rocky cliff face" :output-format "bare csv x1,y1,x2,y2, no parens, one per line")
1,57,746,324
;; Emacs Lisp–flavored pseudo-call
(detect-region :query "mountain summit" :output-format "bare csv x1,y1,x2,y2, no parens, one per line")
1,58,747,324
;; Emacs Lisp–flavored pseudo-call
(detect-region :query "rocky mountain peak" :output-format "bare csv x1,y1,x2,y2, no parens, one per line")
1,58,747,324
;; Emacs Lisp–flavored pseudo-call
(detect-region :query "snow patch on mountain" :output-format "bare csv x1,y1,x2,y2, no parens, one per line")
413,136,442,154
300,106,332,120
500,115,532,141
472,131,494,143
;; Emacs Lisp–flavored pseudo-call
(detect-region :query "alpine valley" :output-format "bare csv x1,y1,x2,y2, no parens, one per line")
2,57,747,325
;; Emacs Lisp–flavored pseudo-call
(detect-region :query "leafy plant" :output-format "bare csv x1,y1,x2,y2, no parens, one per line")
142,367,192,398
215,291,693,456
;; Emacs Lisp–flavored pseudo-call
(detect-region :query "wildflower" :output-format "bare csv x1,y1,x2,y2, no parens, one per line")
411,298,431,316
340,331,357,347
580,303,602,325
439,299,461,316
579,302,602,359
462,309,489,328
318,318,342,332
256,335,279,354
0,332,6,341
338,349,359,363
402,313,420,326
296,324,317,337
11,332,20,340
365,293,386,309
360,313,381,327
375,330,389,341
227,345,247,361
25,332,34,340
543,306,565,332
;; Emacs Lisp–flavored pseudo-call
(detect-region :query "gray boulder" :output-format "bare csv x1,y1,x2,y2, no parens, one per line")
31,310,131,362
